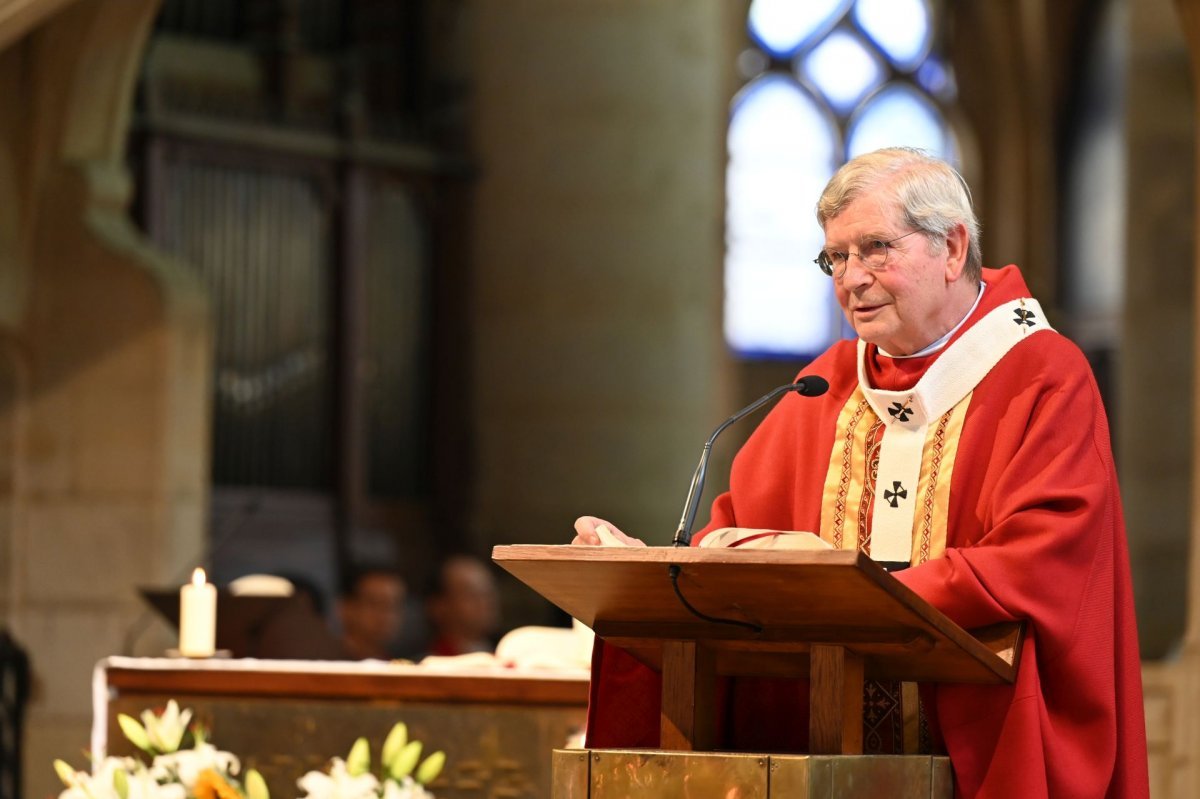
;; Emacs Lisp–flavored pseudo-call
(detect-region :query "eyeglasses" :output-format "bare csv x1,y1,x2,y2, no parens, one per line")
813,230,922,279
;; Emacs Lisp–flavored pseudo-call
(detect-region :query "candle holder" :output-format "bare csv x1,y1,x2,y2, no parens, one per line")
138,589,306,658
164,648,233,659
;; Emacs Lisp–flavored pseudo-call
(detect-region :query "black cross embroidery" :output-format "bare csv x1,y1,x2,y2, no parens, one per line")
1013,308,1037,327
884,481,908,508
887,402,913,422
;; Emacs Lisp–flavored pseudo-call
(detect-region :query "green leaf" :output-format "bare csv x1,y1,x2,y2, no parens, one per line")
346,737,371,776
117,714,153,753
112,767,129,799
53,759,77,787
388,740,422,780
380,723,408,769
193,723,209,746
414,751,446,785
245,769,270,799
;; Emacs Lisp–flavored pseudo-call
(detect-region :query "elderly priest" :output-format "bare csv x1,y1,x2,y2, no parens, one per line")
573,147,1149,798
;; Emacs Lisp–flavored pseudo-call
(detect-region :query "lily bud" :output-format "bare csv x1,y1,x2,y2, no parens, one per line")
415,751,446,785
53,759,77,787
113,767,129,799
245,768,270,799
388,741,422,780
380,723,407,769
346,737,371,776
117,714,153,753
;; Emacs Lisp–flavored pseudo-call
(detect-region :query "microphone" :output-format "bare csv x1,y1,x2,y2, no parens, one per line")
671,375,829,547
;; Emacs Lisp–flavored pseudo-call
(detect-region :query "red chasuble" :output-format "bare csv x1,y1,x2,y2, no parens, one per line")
585,266,1149,798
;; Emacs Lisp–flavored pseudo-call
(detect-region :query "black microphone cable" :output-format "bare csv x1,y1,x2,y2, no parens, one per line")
667,563,761,634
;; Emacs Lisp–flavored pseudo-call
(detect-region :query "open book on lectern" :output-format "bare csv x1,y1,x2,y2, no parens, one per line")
593,522,834,551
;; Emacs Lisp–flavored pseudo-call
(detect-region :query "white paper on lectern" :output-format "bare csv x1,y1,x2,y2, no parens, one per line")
697,528,833,550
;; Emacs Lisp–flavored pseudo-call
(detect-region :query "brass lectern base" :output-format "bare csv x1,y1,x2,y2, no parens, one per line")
552,749,952,798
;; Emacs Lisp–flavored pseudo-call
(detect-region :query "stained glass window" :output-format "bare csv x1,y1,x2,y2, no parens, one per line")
802,31,884,116
748,0,852,58
727,0,961,358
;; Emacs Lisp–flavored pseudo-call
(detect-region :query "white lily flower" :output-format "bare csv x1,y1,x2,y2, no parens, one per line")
140,701,192,754
95,757,143,794
296,758,380,799
54,759,118,799
124,768,187,799
57,778,112,799
55,758,182,799
57,783,98,799
381,777,434,799
151,742,239,790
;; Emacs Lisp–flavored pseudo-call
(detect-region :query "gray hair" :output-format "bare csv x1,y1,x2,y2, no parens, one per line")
815,147,982,281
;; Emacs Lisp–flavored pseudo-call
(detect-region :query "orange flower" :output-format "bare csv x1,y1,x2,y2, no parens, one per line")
194,768,243,799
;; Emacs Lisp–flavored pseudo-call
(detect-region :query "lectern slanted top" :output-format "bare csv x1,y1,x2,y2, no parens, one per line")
493,545,1020,754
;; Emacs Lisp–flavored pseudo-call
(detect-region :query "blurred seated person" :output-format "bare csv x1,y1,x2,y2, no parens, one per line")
337,566,407,660
232,572,346,659
425,555,500,657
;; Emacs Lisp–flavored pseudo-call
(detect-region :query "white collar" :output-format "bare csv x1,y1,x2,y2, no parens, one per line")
877,283,986,359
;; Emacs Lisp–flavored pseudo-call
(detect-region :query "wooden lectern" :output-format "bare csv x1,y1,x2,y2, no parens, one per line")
494,545,1022,797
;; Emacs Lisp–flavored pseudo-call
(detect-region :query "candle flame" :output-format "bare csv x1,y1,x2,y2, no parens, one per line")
192,567,207,586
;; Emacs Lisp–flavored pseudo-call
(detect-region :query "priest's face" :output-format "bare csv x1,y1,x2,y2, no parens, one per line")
823,194,967,355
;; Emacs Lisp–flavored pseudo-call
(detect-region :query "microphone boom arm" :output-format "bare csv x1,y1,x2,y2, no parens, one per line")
671,377,827,547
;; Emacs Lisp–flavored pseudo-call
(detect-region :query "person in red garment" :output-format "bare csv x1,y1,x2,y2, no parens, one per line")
573,147,1149,798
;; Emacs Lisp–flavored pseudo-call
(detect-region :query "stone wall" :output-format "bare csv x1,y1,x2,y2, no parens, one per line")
0,3,210,797
1123,0,1195,660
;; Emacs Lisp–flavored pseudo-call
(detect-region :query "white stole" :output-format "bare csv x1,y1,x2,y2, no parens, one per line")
857,298,1053,562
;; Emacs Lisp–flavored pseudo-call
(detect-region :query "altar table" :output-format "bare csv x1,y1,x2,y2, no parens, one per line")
93,657,590,799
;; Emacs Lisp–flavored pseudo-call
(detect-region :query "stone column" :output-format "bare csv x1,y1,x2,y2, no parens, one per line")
1141,3,1200,796
467,0,733,620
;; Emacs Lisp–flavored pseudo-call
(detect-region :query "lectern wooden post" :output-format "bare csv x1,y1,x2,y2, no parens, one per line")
494,545,1021,767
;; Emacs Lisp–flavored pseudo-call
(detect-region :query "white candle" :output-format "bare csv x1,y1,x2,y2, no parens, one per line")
179,567,217,657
